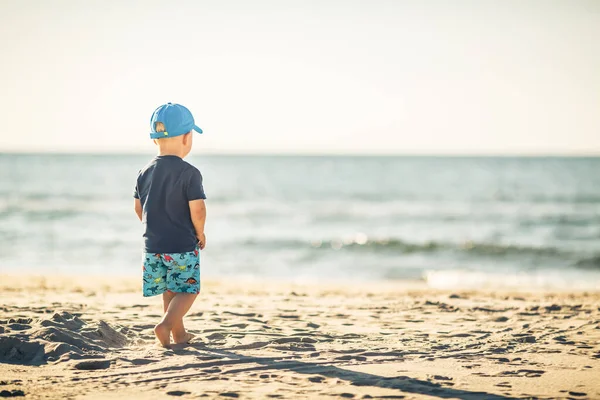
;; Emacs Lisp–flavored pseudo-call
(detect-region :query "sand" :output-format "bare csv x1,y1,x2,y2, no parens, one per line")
0,274,599,400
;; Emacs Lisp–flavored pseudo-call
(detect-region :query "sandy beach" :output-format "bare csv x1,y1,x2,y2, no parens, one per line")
0,274,599,400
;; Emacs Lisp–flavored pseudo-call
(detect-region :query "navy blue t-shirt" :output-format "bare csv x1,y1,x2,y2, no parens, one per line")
134,156,206,253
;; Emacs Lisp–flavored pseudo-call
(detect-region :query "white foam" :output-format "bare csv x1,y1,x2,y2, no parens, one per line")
424,269,600,291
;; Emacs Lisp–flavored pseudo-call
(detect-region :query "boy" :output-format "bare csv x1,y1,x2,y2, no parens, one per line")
133,102,207,347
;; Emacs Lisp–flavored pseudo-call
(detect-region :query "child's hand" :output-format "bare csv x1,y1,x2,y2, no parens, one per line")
197,233,206,250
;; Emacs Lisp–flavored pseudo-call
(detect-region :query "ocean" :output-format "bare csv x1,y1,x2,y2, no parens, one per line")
1,154,599,290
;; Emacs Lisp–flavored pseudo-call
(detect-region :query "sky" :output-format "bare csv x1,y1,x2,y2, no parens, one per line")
0,0,599,155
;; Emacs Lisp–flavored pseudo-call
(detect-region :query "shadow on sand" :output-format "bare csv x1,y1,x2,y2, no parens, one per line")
154,344,524,400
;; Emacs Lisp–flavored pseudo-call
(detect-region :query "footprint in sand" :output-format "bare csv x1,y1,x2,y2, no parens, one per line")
248,318,267,324
335,355,367,362
6,323,31,331
223,311,258,317
498,369,545,378
127,358,159,365
273,337,317,344
331,348,366,354
206,333,226,340
10,318,33,324
545,304,562,312
222,323,248,329
188,312,203,317
73,359,111,370
0,389,26,397
272,344,316,352
166,390,191,396
230,341,270,350
429,375,452,381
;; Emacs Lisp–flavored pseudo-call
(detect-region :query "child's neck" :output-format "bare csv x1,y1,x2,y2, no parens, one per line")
157,142,186,158
158,149,184,158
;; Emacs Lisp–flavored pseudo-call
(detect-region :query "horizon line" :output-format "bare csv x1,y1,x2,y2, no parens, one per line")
2,150,600,158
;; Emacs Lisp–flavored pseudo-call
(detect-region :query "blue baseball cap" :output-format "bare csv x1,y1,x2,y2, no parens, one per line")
149,102,203,139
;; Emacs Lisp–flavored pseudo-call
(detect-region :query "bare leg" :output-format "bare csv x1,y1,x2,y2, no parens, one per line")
161,291,187,341
154,293,198,347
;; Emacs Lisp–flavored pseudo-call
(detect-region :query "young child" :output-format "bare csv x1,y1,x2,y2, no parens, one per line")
133,102,207,347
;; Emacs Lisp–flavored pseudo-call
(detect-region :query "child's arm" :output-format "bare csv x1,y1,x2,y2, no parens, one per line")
189,199,206,249
134,198,143,222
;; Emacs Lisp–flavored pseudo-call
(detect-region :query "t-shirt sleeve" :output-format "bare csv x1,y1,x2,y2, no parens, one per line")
186,168,206,201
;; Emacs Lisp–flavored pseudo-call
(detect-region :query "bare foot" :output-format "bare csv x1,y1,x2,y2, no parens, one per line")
154,322,171,347
173,331,195,344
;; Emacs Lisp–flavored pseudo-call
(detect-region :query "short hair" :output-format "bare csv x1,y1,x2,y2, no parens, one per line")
154,121,166,133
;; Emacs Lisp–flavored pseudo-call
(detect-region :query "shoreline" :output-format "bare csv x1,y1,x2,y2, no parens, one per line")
1,274,599,399
2,273,598,296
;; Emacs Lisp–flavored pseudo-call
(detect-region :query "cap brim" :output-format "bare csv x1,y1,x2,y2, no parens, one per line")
193,125,203,134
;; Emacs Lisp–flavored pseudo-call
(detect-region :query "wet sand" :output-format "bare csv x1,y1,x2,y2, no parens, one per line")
0,274,599,399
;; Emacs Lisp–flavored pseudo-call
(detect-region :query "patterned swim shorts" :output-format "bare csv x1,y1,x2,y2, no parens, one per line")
142,248,200,297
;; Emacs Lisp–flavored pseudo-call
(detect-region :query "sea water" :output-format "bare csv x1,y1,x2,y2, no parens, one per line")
1,154,599,290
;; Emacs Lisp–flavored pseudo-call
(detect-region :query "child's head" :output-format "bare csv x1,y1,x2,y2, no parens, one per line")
149,103,203,157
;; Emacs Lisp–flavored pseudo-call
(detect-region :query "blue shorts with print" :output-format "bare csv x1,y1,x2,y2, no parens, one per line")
142,249,200,297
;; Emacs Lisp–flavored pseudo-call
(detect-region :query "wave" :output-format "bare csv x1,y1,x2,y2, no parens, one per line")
519,215,600,228
1,192,98,202
0,207,83,220
243,236,598,269
525,194,600,204
241,237,567,258
574,256,600,270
